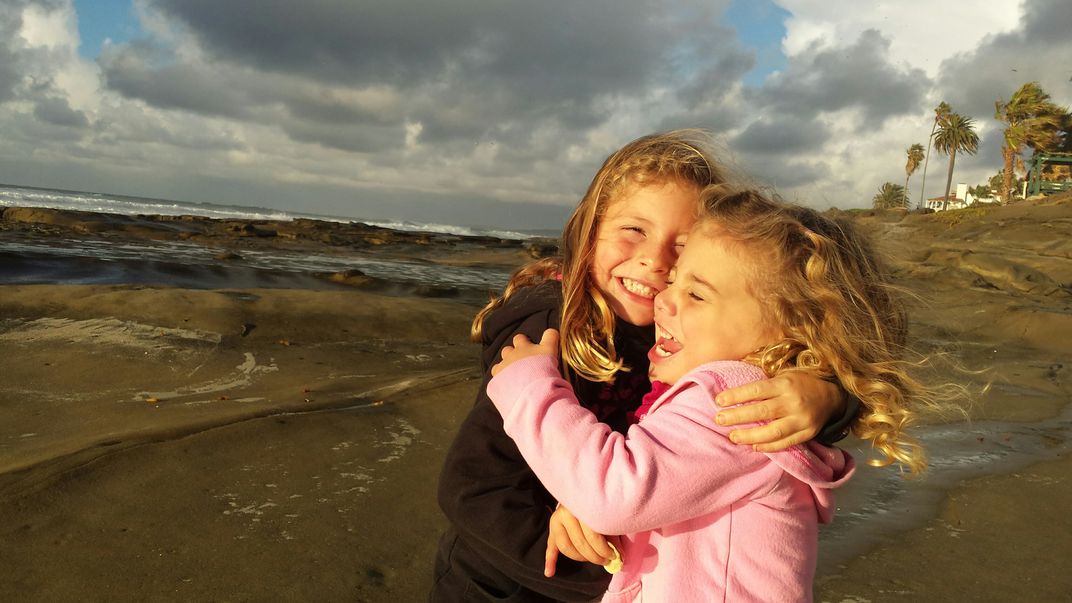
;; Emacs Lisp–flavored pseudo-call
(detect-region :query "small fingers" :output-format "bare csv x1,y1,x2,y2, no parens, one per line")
560,515,608,565
564,528,603,565
580,524,613,563
725,421,787,446
552,534,584,562
548,515,584,562
539,328,560,350
726,419,818,449
751,433,811,453
544,538,561,578
715,379,777,407
715,401,777,427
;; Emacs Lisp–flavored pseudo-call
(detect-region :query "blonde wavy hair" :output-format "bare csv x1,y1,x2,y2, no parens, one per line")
472,130,725,382
701,185,934,474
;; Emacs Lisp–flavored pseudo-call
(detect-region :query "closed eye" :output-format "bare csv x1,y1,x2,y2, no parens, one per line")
618,225,645,242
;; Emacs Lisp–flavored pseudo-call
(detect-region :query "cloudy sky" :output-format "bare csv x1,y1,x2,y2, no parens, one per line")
1,0,1069,229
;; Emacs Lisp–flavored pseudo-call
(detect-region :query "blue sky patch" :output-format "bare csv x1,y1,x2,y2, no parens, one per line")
723,0,790,86
74,0,140,58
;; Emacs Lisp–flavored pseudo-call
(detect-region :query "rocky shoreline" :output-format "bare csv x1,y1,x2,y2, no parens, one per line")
0,205,558,255
0,205,559,300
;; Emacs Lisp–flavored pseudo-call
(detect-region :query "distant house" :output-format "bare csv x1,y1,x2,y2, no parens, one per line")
965,192,998,205
924,195,966,211
924,183,997,211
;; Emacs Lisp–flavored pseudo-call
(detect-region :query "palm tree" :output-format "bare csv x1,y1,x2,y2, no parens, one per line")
917,102,952,208
904,143,925,207
873,182,907,209
933,113,980,210
994,82,1068,203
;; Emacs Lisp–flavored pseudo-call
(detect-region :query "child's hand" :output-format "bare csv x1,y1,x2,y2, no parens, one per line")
491,329,560,377
713,372,845,452
544,504,617,577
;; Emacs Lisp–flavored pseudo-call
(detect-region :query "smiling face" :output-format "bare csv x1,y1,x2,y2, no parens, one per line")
589,180,700,327
648,225,782,383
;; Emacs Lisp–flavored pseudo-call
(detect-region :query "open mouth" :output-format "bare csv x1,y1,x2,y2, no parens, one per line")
620,277,657,299
652,324,683,358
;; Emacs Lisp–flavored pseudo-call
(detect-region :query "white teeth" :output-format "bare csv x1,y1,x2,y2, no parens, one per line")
654,344,672,357
656,325,677,342
622,278,655,298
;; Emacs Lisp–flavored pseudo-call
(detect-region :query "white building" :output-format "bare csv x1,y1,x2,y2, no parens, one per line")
924,183,997,210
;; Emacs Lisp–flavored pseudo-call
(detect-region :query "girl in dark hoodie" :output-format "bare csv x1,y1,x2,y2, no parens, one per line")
430,131,855,602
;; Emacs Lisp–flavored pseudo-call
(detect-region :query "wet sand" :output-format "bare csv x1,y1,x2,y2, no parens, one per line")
1,196,1071,601
815,195,1072,602
0,285,481,601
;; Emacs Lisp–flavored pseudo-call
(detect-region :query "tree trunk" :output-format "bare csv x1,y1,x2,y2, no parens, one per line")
918,124,938,209
1002,146,1015,204
942,151,957,211
904,174,911,208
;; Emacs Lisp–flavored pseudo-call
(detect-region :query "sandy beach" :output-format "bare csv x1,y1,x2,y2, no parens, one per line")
1,197,1070,602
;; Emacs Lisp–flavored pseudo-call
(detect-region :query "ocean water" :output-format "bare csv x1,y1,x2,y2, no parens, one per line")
0,183,528,295
0,183,553,240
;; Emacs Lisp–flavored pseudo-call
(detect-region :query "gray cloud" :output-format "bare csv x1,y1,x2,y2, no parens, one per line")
0,4,28,103
280,120,405,154
747,158,831,190
732,114,830,154
100,42,254,119
1,1,76,103
99,0,739,154
0,47,19,104
752,29,929,126
33,95,88,127
148,0,668,95
937,0,1072,122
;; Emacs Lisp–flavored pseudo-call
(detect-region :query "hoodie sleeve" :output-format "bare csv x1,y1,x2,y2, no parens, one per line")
487,356,787,536
435,300,612,600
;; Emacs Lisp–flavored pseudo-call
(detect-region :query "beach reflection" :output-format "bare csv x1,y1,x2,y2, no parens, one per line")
820,366,1072,572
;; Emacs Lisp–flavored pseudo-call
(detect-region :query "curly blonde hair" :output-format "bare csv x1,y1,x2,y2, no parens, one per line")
473,130,725,382
700,185,930,474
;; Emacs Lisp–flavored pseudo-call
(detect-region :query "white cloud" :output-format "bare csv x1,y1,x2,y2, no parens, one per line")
18,2,75,49
777,0,1023,76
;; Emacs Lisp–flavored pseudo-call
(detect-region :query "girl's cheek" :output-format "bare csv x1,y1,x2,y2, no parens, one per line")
596,236,630,256
621,306,656,326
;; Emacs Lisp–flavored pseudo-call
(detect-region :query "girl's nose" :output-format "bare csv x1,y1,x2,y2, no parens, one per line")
639,239,675,272
654,288,676,316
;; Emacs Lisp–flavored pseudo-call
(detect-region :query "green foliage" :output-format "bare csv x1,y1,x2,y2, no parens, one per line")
932,206,990,227
967,184,991,199
994,82,1070,201
905,143,925,178
934,114,980,157
916,103,955,209
873,182,908,209
934,113,980,206
1057,112,1072,153
903,143,926,208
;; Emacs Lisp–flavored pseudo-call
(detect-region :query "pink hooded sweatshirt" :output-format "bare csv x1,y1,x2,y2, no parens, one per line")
487,357,855,603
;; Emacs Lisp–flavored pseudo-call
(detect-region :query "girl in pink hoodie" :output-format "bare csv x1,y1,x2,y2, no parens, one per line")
487,186,931,602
